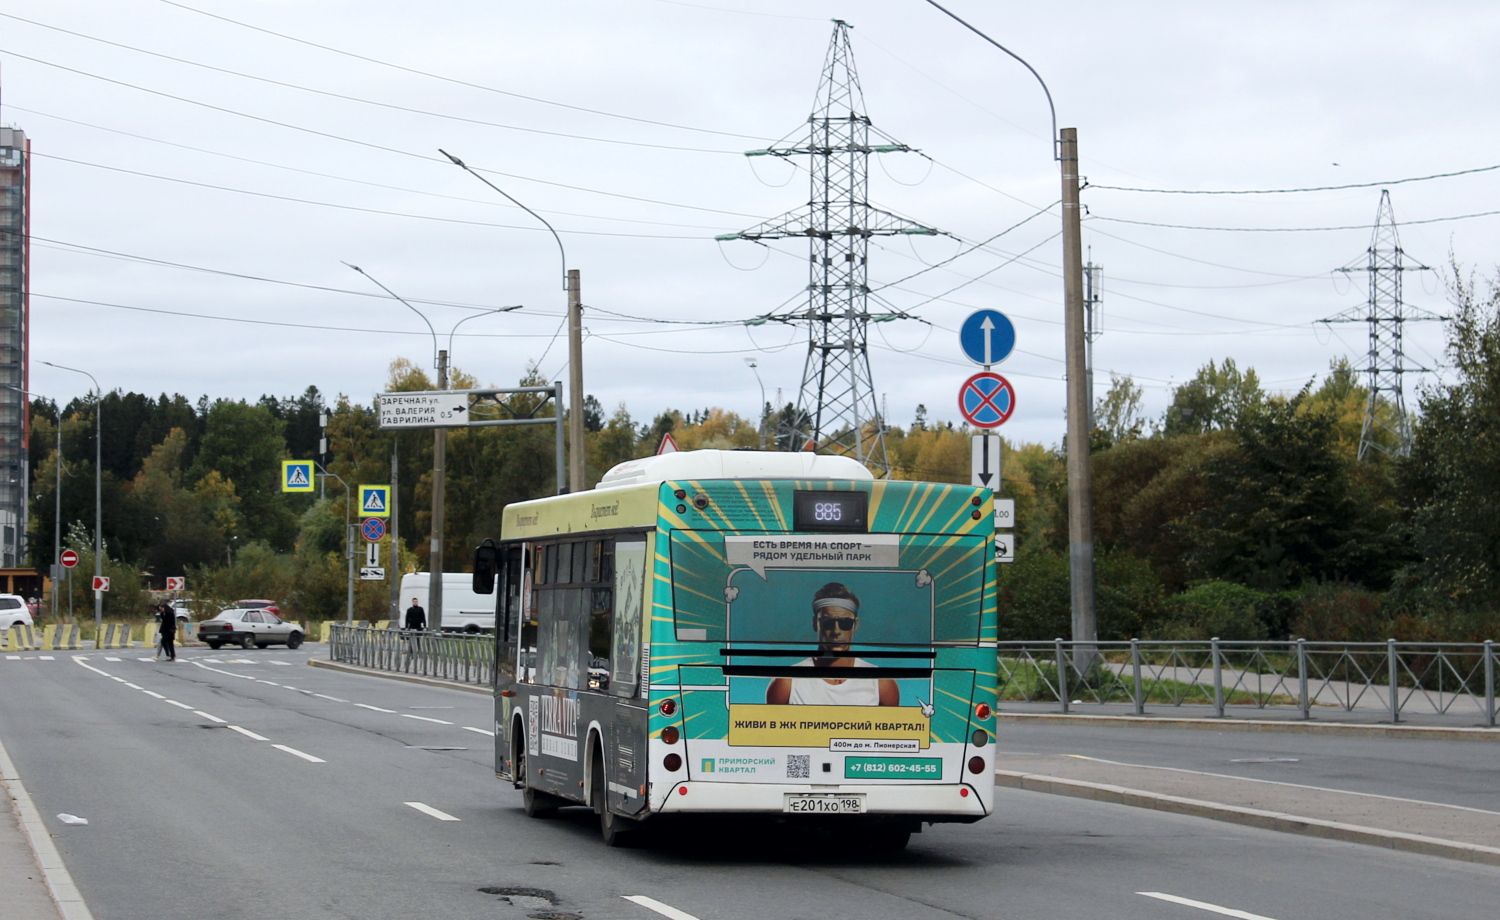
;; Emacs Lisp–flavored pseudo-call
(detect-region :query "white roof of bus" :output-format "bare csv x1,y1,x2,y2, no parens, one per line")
594,449,873,490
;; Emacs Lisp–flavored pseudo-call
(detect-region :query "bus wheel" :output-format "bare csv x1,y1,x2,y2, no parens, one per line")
592,748,634,847
517,745,557,819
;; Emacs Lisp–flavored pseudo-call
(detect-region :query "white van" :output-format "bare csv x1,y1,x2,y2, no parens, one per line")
397,572,497,633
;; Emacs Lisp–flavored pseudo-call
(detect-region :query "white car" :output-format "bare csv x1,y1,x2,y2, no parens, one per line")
0,594,34,630
196,608,305,650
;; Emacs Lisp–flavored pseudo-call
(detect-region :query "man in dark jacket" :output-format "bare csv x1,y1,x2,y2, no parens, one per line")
403,598,426,631
158,603,177,661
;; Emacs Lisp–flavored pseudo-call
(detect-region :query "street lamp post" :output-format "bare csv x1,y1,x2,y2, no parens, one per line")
345,263,518,632
744,358,767,449
3,384,62,623
41,361,103,637
922,1,1098,656
438,150,585,492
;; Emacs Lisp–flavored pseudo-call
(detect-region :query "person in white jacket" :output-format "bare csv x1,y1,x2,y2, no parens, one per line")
765,582,899,706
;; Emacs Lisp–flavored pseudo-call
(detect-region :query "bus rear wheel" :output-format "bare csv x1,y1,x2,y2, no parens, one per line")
592,747,635,848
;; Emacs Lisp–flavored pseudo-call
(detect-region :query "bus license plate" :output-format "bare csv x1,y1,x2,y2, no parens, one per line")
784,794,866,815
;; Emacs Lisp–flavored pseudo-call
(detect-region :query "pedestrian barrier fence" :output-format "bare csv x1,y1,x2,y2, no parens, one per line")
327,624,493,689
998,639,1500,727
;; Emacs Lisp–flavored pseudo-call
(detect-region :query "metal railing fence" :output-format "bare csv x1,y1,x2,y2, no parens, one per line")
328,624,495,689
997,639,1499,726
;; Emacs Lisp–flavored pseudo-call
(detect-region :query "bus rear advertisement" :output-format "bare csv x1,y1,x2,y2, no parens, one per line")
474,449,997,849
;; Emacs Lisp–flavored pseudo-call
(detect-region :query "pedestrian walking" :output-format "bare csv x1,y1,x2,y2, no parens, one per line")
403,598,426,631
158,602,177,662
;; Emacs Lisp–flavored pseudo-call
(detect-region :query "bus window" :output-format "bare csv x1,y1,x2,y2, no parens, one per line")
588,586,611,691
609,540,647,698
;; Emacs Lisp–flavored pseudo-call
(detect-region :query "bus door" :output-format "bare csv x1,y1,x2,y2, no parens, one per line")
493,543,523,780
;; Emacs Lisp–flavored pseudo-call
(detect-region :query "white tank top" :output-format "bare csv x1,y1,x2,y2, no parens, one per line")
787,658,880,706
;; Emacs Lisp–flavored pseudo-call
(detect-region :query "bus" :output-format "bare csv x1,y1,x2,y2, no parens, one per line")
472,449,997,848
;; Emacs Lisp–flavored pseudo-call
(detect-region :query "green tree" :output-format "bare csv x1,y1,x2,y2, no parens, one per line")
1162,358,1264,436
190,400,296,550
1093,372,1145,445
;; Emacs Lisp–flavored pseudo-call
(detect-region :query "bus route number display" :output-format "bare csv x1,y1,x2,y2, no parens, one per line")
793,490,868,533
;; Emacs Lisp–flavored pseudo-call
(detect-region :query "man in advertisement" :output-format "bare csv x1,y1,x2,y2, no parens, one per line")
765,582,899,706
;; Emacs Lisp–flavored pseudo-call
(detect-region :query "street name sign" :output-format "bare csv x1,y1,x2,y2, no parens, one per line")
377,391,470,430
959,309,1016,367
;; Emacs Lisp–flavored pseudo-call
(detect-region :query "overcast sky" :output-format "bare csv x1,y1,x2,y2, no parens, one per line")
4,0,1497,448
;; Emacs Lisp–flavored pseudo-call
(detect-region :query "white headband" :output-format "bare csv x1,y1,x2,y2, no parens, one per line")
813,597,858,615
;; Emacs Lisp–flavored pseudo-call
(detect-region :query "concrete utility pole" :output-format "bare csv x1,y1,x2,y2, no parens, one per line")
1060,127,1098,655
429,350,448,631
567,270,584,492
389,441,400,621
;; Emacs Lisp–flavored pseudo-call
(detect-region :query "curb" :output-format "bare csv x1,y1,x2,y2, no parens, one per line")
0,734,94,920
994,769,1500,868
307,658,490,695
996,711,1500,742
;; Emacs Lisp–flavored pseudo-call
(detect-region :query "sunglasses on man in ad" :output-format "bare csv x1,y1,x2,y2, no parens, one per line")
817,616,857,631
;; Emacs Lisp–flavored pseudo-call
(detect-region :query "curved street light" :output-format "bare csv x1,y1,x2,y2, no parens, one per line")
39,360,104,636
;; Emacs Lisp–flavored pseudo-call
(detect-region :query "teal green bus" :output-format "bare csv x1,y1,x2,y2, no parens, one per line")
473,449,997,848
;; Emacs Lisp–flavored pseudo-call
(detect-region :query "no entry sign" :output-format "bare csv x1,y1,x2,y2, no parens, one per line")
958,372,1016,429
60,549,79,568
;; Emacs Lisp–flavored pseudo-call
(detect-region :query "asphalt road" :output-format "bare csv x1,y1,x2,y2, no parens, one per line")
996,720,1500,813
3,647,1499,920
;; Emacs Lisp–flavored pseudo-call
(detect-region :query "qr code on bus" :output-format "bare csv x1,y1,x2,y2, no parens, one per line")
786,755,810,779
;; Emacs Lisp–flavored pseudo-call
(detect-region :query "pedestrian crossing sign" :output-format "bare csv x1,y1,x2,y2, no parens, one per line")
359,485,391,518
281,460,315,493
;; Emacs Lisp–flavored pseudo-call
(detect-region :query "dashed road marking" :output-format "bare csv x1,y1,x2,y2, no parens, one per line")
462,726,495,737
404,802,459,822
228,725,268,741
623,895,702,920
142,691,165,699
401,714,453,725
164,700,195,710
104,657,121,662
272,744,325,763
194,711,227,723
313,694,348,702
1138,892,1279,920
356,703,396,713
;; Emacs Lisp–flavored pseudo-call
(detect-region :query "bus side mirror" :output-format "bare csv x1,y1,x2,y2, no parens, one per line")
472,540,499,595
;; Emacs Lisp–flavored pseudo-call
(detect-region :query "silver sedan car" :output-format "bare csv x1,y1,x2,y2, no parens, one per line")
197,608,304,650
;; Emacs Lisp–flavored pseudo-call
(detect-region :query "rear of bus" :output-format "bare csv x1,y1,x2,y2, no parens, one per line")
643,461,997,839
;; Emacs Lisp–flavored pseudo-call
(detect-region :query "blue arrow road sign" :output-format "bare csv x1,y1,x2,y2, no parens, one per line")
959,309,1016,366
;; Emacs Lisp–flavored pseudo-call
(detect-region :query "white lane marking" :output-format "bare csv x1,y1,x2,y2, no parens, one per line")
355,703,397,713
193,711,227,724
104,657,121,662
73,660,111,677
1138,892,1279,920
123,682,142,689
404,802,460,822
0,734,97,920
313,694,347,702
270,661,292,666
109,677,125,682
272,744,325,763
258,681,280,686
142,691,165,699
164,700,195,710
39,656,55,660
623,895,702,920
401,714,453,725
462,726,495,737
228,725,268,742
191,661,258,681
3,655,17,660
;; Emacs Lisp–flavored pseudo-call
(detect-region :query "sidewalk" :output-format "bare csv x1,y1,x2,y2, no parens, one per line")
0,736,72,920
994,751,1500,867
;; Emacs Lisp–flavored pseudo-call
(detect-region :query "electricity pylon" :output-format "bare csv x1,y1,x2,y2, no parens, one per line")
1320,190,1441,460
718,20,936,473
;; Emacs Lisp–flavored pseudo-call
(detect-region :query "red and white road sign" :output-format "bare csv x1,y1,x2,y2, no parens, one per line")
60,549,79,568
92,576,110,592
957,372,1016,429
166,576,186,591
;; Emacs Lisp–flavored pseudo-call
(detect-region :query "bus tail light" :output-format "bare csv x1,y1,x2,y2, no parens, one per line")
974,703,992,721
960,788,970,797
968,756,986,775
971,729,988,748
661,726,680,744
658,698,677,717
663,753,682,772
